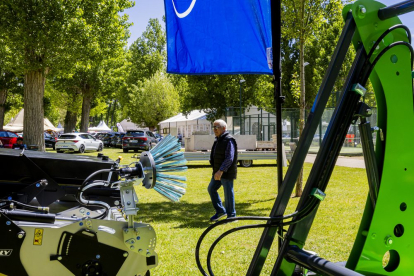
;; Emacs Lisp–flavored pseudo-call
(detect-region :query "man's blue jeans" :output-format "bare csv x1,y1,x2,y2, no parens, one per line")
207,176,236,217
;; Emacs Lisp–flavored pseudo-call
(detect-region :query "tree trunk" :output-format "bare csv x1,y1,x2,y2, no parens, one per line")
64,109,78,133
0,89,7,128
80,87,92,132
23,70,46,151
295,0,306,198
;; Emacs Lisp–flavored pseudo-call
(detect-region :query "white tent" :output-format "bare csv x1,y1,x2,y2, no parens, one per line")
118,119,145,132
3,109,62,132
158,110,211,137
88,120,111,132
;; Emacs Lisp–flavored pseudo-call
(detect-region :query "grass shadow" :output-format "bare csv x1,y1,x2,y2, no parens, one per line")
136,198,277,229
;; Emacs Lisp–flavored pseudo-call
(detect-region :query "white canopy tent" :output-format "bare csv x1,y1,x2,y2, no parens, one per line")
158,110,211,138
3,109,63,132
88,121,111,132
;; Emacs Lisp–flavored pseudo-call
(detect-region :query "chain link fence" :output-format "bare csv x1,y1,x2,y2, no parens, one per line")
225,106,378,154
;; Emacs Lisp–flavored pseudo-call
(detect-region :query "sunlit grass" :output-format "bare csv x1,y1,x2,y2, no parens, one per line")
48,147,368,275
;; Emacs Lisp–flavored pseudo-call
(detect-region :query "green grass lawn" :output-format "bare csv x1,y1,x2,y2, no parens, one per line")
46,147,369,275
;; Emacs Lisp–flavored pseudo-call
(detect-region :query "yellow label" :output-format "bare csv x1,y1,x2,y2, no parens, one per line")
33,228,43,245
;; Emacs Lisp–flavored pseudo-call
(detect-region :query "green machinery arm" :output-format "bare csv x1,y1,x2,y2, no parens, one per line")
245,0,414,275
346,0,413,274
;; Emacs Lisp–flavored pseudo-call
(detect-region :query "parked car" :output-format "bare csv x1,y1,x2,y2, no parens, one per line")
122,130,158,153
55,133,103,153
114,133,125,148
154,133,163,142
102,132,117,147
44,132,57,150
0,130,20,148
109,132,124,148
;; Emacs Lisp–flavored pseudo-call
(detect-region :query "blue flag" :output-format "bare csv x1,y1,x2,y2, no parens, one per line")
165,0,272,75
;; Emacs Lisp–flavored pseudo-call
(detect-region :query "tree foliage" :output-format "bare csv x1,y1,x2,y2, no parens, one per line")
179,74,274,120
125,71,179,129
0,0,133,149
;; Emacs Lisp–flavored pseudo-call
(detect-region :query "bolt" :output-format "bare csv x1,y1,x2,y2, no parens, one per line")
385,236,393,246
36,183,40,188
7,197,12,200
95,263,99,266
137,236,141,240
123,252,129,257
147,252,151,256
372,233,376,239
6,221,11,226
87,212,90,215
130,245,135,250
366,109,372,115
58,256,63,261
80,208,85,214
96,255,100,259
114,200,120,206
360,6,366,14
139,249,143,253
17,232,24,239
126,190,130,194
79,222,84,226
124,229,129,234
127,201,131,206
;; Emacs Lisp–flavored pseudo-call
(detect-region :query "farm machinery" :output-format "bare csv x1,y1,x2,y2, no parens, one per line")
0,135,186,276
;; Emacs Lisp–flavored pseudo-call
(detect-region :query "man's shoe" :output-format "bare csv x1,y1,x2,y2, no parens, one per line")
210,213,227,222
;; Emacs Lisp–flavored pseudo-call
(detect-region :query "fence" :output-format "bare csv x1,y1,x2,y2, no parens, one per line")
225,106,378,154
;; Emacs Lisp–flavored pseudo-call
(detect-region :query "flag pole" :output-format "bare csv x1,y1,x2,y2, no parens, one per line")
273,0,284,251
246,1,284,273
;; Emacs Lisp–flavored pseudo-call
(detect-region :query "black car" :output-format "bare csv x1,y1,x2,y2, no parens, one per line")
102,133,116,147
122,130,157,153
44,133,57,149
115,133,125,148
109,132,124,148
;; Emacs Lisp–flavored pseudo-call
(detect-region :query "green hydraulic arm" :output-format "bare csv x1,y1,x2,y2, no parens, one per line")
345,0,414,274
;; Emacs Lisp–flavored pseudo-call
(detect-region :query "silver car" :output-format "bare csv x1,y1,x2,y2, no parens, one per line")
56,133,103,153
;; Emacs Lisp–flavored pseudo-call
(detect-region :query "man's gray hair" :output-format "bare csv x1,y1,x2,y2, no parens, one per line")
214,119,227,129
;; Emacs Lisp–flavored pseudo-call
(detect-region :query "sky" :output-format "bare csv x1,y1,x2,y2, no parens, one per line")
124,0,165,46
124,0,414,46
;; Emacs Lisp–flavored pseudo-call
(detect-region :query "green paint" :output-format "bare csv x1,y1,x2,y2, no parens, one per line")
346,0,414,275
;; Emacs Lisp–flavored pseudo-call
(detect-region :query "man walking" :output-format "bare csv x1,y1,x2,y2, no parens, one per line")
208,119,238,222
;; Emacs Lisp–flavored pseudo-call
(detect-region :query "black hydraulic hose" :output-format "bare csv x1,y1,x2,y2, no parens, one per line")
202,200,321,276
1,210,55,223
362,41,414,83
206,224,279,276
82,169,112,186
196,197,320,276
0,199,47,212
366,25,411,62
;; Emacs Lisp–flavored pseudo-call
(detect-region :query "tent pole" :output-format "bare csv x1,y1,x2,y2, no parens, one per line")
246,0,283,274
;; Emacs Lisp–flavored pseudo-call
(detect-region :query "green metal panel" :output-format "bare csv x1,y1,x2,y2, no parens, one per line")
345,0,414,275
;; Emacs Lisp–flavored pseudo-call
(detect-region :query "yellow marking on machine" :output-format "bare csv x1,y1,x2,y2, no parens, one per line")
33,228,43,245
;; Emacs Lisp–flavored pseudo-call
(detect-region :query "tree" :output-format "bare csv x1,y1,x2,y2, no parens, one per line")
0,0,133,150
178,74,274,120
0,35,24,128
126,71,179,129
121,18,169,128
127,18,166,85
283,0,346,196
